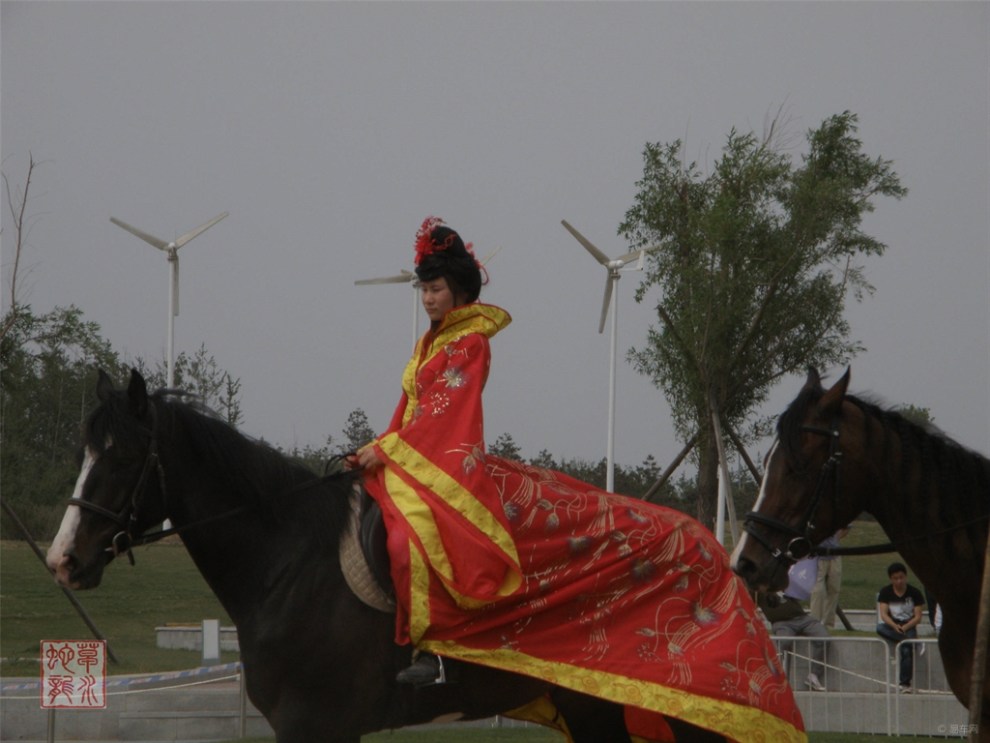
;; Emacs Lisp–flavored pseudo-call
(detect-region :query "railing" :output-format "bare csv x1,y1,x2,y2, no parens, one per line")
770,634,970,736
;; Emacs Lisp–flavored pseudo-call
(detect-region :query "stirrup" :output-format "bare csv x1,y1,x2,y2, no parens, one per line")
396,654,448,686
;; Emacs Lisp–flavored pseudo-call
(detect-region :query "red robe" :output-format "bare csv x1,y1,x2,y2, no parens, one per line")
362,303,804,743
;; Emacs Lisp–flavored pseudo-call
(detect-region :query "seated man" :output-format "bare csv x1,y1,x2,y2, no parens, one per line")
876,561,925,693
758,591,831,691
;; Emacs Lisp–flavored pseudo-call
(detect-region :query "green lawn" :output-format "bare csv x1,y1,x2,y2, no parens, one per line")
1,538,236,676
1,531,946,742
227,732,952,743
1,520,913,677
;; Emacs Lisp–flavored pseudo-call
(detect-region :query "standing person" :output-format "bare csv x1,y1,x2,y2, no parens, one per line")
354,217,804,742
876,562,926,693
809,525,850,629
757,592,831,691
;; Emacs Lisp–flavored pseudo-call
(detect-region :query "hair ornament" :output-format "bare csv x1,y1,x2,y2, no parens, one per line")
414,216,445,265
414,216,479,266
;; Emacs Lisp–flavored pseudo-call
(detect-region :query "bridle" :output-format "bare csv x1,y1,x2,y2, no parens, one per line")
65,400,244,565
742,421,842,566
65,398,347,565
66,401,166,565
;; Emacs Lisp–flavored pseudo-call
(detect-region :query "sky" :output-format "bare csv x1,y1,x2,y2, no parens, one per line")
2,1,988,475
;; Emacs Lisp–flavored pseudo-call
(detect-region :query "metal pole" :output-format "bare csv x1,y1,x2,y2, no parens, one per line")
411,286,420,349
239,665,247,738
710,404,739,546
166,250,177,388
606,273,618,493
0,498,119,663
47,708,55,743
642,436,697,502
967,526,990,741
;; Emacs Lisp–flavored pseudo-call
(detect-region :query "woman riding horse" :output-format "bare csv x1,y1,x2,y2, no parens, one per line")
353,217,805,741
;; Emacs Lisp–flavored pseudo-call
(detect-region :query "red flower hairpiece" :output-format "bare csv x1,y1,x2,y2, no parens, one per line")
414,216,445,265
413,215,479,268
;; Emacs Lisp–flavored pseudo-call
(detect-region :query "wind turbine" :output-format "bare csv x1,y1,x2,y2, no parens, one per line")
355,248,502,348
354,269,420,348
109,212,229,388
561,219,645,493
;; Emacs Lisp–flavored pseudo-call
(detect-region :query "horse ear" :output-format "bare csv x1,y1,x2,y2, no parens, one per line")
803,367,823,392
127,369,149,417
96,370,115,402
818,367,851,418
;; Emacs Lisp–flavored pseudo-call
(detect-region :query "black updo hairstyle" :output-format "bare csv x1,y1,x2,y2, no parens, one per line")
413,217,485,304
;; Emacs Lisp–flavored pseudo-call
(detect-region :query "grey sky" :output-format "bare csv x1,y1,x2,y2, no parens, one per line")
3,1,988,471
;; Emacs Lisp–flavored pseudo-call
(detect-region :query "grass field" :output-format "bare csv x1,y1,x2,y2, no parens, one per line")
0,528,940,741
224,731,952,742
1,520,912,676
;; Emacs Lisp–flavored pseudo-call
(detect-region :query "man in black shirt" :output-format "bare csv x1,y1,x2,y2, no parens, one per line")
876,562,926,693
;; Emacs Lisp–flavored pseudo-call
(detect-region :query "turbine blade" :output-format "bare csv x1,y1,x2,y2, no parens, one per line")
480,246,502,265
110,217,170,250
174,212,229,248
598,276,614,334
615,249,644,266
561,220,610,266
355,270,415,286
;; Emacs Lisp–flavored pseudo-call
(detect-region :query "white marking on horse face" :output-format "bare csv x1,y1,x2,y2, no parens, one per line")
46,448,96,573
729,439,779,571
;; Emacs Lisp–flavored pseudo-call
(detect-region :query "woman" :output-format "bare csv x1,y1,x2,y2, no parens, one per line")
356,216,521,682
356,217,804,742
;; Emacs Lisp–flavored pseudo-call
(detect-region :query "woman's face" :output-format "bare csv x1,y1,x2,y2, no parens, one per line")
420,277,460,322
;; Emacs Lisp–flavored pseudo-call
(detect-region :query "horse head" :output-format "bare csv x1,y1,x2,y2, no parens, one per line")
46,369,167,590
730,367,865,593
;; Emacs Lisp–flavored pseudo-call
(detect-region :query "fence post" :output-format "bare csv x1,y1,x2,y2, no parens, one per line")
239,665,247,738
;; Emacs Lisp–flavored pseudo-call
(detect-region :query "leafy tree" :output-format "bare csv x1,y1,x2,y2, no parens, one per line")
895,404,934,427
0,306,128,537
489,432,522,461
339,408,376,454
620,111,906,527
134,343,243,427
528,449,558,470
281,436,337,475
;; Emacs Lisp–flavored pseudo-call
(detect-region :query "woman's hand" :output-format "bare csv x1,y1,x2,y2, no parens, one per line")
355,445,384,470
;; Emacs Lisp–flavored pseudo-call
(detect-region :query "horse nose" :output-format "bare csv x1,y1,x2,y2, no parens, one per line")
49,551,78,588
731,554,757,583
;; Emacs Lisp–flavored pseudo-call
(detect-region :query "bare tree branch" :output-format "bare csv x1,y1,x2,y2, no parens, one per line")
1,153,36,341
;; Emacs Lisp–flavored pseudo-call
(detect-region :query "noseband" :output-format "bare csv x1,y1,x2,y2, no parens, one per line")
66,402,165,565
742,422,842,565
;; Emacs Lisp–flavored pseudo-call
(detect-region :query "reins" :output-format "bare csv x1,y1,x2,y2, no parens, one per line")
67,398,356,565
743,419,990,564
742,421,844,563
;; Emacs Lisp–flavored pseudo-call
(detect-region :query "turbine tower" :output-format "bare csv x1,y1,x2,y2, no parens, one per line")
561,219,644,492
356,248,501,349
110,212,229,388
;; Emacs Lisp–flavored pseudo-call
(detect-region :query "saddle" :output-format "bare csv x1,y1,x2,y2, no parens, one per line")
339,485,395,612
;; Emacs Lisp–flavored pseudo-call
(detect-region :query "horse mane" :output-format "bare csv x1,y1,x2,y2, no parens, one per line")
85,387,357,545
778,383,990,515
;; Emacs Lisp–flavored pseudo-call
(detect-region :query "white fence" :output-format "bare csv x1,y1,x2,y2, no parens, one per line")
2,638,972,740
772,634,970,736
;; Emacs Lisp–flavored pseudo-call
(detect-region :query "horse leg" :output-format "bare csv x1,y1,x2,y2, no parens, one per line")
549,687,631,743
665,717,727,743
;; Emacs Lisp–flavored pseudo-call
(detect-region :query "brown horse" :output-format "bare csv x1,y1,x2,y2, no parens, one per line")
731,368,990,737
45,370,727,743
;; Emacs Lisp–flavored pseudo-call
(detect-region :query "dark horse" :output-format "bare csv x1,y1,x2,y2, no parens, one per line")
731,368,990,738
46,370,724,743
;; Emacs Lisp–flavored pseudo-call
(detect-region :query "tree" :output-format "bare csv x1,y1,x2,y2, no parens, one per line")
489,432,522,461
620,111,906,527
1,155,40,342
134,343,243,427
339,408,376,454
0,305,128,537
